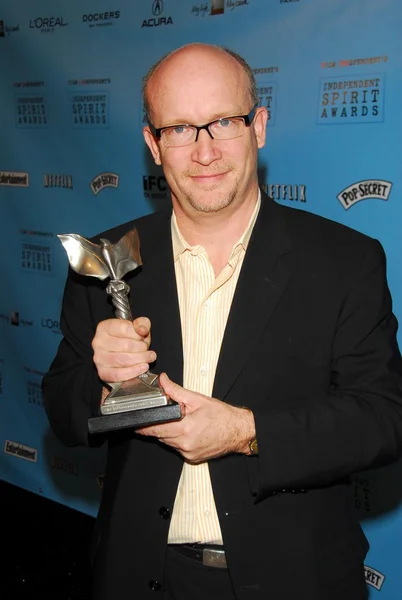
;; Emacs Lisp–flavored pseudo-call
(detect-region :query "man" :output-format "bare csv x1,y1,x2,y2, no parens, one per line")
43,44,402,600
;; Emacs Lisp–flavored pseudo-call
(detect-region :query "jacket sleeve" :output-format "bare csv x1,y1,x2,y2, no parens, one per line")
42,268,104,447
254,239,402,500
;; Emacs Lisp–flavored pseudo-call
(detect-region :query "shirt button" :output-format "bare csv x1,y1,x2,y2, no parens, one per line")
200,367,207,376
205,299,211,307
149,580,161,591
159,506,171,520
204,509,211,517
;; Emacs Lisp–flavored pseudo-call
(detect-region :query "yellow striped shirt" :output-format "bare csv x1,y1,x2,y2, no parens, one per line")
168,192,261,544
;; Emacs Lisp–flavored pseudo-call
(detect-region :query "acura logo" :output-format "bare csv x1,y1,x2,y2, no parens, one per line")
152,0,163,16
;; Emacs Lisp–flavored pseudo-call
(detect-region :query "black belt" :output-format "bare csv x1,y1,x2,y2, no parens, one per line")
169,543,227,569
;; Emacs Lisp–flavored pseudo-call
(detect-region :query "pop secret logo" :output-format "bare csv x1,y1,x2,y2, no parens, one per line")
337,179,392,210
364,565,385,591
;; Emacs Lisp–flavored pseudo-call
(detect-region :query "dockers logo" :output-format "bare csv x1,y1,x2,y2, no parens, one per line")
142,0,173,27
4,440,37,462
15,94,48,128
261,183,307,203
97,474,105,489
364,566,385,591
20,230,53,274
0,171,29,186
71,93,109,127
91,172,119,195
337,180,392,210
82,11,120,27
28,16,68,32
0,19,19,37
44,174,73,189
143,174,168,200
318,74,385,124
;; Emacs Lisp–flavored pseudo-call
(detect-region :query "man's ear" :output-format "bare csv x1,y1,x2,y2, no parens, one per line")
143,126,161,165
253,107,268,149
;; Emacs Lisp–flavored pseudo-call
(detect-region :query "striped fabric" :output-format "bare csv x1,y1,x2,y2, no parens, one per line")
167,192,261,544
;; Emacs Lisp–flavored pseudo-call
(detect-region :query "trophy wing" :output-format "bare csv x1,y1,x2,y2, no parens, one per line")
113,228,143,280
57,234,110,280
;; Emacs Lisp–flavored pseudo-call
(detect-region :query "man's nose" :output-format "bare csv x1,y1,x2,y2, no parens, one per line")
191,129,221,164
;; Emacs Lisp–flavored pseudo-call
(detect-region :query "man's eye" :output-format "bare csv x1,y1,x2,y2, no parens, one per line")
173,126,186,134
218,118,232,128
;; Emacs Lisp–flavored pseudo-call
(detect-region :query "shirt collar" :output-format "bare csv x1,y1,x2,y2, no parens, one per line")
171,189,261,263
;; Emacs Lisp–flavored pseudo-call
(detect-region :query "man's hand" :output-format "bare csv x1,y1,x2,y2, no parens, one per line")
136,373,256,462
92,316,155,384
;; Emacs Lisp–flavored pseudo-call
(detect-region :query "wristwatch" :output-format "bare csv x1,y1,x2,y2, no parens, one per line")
248,438,258,455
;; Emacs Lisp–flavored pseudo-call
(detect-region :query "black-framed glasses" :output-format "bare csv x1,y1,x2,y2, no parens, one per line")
150,105,258,148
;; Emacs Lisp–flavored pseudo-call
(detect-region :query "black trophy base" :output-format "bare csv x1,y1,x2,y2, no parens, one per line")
88,402,182,435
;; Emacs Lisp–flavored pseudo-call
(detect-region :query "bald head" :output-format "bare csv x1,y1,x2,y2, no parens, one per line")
143,44,258,126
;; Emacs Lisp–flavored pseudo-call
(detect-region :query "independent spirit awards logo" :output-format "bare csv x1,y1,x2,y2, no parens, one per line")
317,55,386,124
70,81,110,127
5,440,37,462
337,179,392,210
142,0,173,28
0,19,19,37
0,171,29,186
25,366,45,409
91,172,119,195
82,11,120,27
20,229,54,275
14,83,48,128
28,16,68,33
353,475,372,514
253,66,279,127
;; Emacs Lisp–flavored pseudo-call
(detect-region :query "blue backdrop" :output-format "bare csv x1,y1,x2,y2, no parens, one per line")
0,1,401,597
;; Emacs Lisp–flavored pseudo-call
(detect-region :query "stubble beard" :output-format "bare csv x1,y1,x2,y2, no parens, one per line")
184,180,239,214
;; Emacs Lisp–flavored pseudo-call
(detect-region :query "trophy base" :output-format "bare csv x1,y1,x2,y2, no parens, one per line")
88,372,182,434
88,402,182,434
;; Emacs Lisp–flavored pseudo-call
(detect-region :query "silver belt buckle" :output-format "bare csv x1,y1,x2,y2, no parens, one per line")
202,548,227,569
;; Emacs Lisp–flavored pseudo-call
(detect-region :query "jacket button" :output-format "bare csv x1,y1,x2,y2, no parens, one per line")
149,580,162,591
159,506,171,520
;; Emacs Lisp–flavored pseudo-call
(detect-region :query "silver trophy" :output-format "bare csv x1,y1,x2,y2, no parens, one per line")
58,229,182,434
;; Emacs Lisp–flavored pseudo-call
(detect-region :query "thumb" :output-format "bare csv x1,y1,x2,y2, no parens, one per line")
159,373,197,413
159,373,185,402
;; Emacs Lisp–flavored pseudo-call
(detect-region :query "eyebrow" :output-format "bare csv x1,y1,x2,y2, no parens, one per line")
159,109,245,128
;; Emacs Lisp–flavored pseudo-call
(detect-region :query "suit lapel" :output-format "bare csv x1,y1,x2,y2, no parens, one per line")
213,194,293,400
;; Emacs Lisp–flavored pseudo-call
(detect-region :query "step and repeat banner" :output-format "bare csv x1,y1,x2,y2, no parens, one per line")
0,0,401,596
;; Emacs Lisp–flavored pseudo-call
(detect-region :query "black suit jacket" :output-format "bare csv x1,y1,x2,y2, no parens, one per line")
43,193,402,599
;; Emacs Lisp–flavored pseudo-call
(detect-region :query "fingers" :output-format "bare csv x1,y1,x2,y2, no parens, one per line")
92,317,155,383
133,316,151,341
